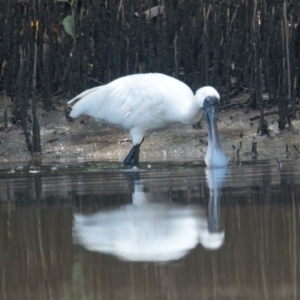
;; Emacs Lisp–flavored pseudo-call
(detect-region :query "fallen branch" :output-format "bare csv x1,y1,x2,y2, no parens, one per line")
249,106,300,121
80,72,104,85
219,100,249,109
250,110,280,121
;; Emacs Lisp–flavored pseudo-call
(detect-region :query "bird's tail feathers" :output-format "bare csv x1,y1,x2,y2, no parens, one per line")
68,86,100,107
67,86,103,118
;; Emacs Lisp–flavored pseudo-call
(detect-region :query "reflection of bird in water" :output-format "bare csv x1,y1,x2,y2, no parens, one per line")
206,168,227,240
73,168,227,262
68,73,227,167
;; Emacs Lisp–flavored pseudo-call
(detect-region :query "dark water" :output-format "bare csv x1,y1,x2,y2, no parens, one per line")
1,159,300,300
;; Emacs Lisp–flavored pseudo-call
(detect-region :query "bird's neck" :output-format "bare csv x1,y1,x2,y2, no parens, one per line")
181,100,203,124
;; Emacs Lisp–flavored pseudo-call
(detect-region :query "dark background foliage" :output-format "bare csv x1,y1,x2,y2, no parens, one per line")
0,0,299,152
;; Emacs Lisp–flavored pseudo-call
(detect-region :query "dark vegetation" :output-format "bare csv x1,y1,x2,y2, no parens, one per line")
0,0,300,153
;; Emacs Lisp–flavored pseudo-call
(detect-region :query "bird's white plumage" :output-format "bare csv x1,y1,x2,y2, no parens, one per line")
69,73,205,145
68,73,227,167
195,86,220,106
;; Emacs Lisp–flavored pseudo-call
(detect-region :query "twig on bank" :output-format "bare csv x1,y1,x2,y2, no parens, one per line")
251,138,258,157
293,145,300,154
237,141,243,156
274,156,282,169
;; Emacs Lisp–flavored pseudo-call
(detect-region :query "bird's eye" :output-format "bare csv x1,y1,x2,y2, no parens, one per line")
203,96,213,107
204,96,219,108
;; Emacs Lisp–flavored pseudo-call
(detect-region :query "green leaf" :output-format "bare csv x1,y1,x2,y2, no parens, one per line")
62,15,75,39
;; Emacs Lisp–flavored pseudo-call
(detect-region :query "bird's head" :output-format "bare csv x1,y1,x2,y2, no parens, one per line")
195,86,220,109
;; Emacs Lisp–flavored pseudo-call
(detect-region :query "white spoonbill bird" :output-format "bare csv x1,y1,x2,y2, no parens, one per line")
68,73,228,167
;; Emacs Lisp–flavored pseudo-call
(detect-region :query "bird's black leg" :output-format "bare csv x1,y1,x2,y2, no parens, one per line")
123,146,136,166
133,144,141,167
132,138,145,167
122,139,144,167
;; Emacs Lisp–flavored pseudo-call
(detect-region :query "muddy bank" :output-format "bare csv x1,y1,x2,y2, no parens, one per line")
1,97,300,165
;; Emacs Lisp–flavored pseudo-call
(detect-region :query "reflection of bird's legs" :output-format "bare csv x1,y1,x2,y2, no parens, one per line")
123,139,144,167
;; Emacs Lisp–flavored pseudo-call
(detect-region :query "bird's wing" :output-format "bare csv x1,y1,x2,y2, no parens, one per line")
68,74,194,130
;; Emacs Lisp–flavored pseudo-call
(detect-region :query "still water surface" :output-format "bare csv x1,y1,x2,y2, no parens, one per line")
0,159,300,299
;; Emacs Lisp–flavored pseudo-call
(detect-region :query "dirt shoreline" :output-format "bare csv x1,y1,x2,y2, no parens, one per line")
1,97,300,166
